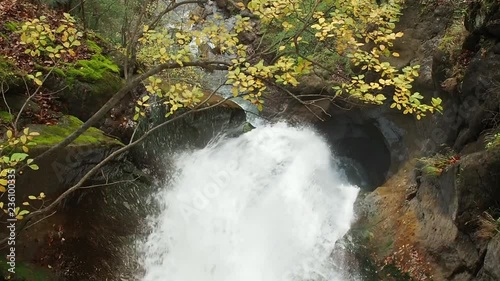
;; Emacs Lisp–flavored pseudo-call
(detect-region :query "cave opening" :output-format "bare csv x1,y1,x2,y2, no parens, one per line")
316,115,392,191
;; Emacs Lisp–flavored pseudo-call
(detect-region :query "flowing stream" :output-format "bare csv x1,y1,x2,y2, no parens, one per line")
140,123,359,281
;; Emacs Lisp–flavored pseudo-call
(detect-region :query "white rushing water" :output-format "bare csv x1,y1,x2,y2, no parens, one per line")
140,123,359,281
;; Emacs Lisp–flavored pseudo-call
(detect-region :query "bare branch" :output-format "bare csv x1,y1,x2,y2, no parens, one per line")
31,60,230,165
14,66,56,131
271,82,327,121
1,81,11,116
0,93,234,247
25,211,57,230
80,177,141,189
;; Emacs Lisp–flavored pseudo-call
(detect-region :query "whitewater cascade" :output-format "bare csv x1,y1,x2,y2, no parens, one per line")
140,123,359,281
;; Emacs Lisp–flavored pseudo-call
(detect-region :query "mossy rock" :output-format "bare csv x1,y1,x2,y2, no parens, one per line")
28,115,123,147
0,111,13,123
49,54,124,121
66,54,119,83
0,261,57,281
0,56,21,85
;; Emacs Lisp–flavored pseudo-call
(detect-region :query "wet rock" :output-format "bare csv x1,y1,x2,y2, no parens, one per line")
454,52,500,150
480,234,500,280
237,30,257,45
466,0,500,38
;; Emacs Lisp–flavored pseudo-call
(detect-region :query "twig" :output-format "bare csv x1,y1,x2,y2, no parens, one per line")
13,66,56,131
29,60,230,166
0,94,235,247
24,211,57,230
1,81,11,116
80,176,141,189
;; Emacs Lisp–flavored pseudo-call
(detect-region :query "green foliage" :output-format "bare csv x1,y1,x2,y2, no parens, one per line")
247,0,443,119
75,0,142,43
0,56,19,83
418,152,460,178
485,132,500,150
19,13,82,59
0,261,56,281
66,54,119,82
0,127,41,219
0,111,14,123
86,39,103,53
3,21,19,32
439,18,468,62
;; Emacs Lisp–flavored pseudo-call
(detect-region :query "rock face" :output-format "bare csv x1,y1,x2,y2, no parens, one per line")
350,0,500,280
1,106,247,280
412,147,500,280
480,234,500,280
0,115,149,281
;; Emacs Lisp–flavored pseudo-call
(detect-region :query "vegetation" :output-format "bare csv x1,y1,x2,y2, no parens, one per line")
485,132,500,150
29,115,123,146
0,261,55,281
66,54,119,82
0,0,446,261
348,219,433,280
476,211,500,240
418,152,460,177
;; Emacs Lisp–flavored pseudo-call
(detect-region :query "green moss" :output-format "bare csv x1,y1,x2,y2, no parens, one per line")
0,261,56,281
86,39,103,54
0,111,13,123
66,54,120,83
29,115,123,147
438,17,468,60
51,66,66,78
0,56,20,83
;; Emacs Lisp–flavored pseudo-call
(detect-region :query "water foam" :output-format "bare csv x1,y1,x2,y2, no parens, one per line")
141,123,359,281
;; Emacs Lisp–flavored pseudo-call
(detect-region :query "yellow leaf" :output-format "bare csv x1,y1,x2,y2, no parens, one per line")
6,130,13,139
28,195,37,200
392,52,400,57
0,179,7,185
231,87,239,97
234,2,245,9
0,185,6,193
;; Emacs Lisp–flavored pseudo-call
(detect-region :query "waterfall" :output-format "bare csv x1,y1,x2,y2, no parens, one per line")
140,123,359,281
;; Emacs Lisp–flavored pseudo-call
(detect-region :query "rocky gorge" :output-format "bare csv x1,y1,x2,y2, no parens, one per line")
0,0,499,280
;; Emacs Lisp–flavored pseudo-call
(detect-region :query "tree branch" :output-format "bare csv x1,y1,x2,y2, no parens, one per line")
31,60,229,165
0,82,233,247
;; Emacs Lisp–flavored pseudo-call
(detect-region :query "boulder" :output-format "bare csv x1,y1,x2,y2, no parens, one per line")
480,234,500,280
